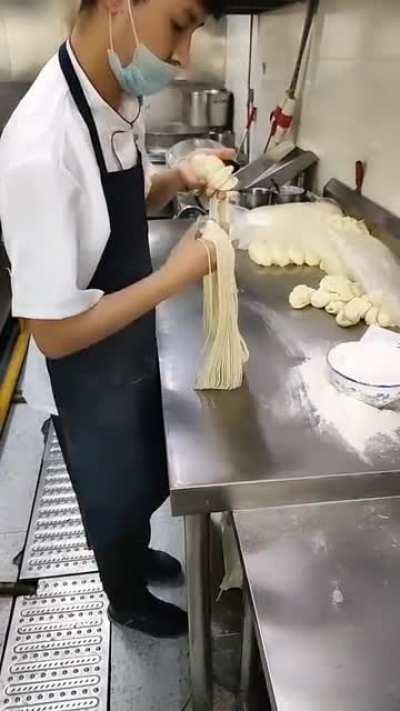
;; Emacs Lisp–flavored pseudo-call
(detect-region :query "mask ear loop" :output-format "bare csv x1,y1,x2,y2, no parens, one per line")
127,0,140,50
108,12,114,52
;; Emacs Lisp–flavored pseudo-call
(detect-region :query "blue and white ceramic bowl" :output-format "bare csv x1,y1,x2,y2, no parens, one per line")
327,342,400,409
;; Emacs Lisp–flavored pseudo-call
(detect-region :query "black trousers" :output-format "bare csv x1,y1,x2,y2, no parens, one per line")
52,401,169,612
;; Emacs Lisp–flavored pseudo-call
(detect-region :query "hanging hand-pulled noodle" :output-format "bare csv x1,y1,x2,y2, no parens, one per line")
195,196,249,390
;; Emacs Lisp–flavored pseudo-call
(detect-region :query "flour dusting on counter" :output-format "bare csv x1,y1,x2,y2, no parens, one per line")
290,354,400,462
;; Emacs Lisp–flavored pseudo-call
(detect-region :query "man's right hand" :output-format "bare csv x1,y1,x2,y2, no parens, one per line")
160,224,217,295
29,225,217,360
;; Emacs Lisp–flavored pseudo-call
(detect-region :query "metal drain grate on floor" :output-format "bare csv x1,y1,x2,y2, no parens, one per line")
0,574,110,711
20,427,97,580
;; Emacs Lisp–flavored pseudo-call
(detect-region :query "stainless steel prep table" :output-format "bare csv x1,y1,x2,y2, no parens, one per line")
233,498,400,711
149,219,400,709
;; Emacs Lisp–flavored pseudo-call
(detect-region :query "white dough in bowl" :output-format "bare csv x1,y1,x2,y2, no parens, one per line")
328,342,400,386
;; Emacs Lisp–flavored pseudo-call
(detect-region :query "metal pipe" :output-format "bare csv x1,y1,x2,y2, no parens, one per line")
184,514,212,710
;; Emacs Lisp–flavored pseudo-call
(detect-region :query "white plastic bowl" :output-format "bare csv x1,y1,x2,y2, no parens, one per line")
327,342,400,409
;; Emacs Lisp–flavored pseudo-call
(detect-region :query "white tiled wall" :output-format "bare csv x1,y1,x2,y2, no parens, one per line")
239,0,400,215
225,16,252,144
0,0,74,81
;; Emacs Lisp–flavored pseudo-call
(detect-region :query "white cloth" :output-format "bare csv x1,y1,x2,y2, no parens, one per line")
0,42,154,414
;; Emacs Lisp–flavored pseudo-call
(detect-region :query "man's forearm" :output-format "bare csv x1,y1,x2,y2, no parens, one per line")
29,268,176,360
146,168,184,212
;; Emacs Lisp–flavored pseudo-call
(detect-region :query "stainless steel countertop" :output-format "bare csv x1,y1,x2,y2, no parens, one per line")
149,220,400,516
233,498,400,711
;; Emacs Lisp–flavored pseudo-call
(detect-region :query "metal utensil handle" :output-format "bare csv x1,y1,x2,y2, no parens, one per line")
288,0,320,99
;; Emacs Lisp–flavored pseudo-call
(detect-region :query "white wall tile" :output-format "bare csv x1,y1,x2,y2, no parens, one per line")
228,0,400,214
225,15,252,142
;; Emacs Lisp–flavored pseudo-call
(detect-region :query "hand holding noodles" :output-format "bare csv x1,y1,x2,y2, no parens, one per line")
190,154,238,195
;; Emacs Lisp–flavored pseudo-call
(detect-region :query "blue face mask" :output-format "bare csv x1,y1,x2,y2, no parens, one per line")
107,2,178,98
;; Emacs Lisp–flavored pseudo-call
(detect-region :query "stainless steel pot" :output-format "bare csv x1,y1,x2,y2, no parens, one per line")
207,89,232,128
271,185,308,204
234,188,274,209
183,91,209,128
183,89,232,129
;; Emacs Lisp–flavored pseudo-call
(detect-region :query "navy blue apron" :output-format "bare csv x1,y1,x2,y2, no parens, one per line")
48,43,169,612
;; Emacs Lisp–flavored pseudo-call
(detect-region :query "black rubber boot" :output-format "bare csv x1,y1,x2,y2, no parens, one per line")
145,549,184,585
108,591,188,638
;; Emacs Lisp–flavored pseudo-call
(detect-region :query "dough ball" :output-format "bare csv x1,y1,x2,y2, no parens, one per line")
271,245,290,268
369,290,384,307
320,275,346,292
377,308,393,328
320,275,354,302
289,285,314,309
248,240,272,267
325,300,345,315
344,296,371,322
336,310,355,328
304,251,320,267
288,247,305,266
351,282,364,297
311,289,331,309
365,306,379,326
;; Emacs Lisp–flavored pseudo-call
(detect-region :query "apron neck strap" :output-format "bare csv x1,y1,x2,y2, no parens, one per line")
58,42,107,176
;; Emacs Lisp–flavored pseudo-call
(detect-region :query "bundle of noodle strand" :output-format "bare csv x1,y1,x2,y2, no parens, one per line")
195,197,249,390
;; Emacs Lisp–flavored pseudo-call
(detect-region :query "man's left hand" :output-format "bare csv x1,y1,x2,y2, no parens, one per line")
174,147,236,194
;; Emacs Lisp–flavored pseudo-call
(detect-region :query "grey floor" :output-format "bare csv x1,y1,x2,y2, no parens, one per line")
0,404,241,710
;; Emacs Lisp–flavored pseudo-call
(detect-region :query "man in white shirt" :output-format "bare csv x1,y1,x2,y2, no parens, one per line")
0,0,231,637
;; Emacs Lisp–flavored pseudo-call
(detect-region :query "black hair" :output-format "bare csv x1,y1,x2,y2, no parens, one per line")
80,0,226,19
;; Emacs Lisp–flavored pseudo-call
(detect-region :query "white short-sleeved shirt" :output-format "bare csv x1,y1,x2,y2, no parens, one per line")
0,42,154,414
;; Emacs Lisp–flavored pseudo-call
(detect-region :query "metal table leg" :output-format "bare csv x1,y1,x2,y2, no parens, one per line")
238,589,257,710
185,513,212,710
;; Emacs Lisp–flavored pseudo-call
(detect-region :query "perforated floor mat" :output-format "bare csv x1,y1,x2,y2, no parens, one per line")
0,574,110,711
20,427,97,580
